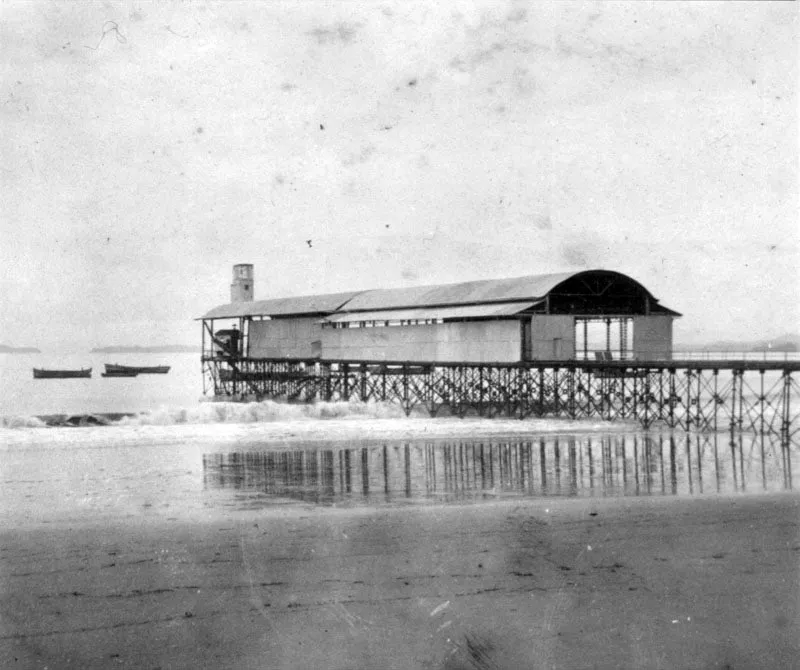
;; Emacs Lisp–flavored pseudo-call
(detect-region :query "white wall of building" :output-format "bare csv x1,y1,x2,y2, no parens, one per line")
632,315,673,360
246,314,673,362
322,320,521,362
248,318,323,358
529,315,575,360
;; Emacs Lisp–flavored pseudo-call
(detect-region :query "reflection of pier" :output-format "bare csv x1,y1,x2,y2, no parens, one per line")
202,433,794,507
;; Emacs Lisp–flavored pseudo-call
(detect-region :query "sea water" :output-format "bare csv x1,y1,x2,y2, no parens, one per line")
0,352,201,417
1,353,797,530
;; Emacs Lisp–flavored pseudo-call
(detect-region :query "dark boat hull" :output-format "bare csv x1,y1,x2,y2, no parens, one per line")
33,368,92,379
101,370,139,378
105,364,170,374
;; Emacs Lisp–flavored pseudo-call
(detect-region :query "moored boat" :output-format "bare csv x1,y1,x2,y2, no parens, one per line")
101,369,139,378
33,368,92,379
105,363,170,374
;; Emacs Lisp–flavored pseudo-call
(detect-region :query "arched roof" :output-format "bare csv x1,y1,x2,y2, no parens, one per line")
200,269,679,319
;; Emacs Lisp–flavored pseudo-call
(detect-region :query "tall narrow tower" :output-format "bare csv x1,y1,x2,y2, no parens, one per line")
230,264,254,302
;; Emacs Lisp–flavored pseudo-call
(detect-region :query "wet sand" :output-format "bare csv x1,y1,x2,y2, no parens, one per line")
2,492,798,669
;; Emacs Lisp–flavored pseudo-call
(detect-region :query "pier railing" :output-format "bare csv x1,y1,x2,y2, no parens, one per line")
202,356,799,444
671,351,800,362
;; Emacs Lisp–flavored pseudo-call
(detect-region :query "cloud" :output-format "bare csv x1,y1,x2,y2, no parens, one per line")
342,145,376,167
532,213,552,231
307,22,360,45
507,8,527,24
560,241,593,268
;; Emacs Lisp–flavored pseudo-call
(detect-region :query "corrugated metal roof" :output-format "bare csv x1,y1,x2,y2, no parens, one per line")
201,291,363,319
200,270,678,319
337,272,579,312
324,301,542,323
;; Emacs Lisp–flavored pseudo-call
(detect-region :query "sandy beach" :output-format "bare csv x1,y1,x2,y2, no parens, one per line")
2,484,798,670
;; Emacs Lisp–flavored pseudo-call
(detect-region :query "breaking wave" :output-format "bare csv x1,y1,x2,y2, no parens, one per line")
1,399,411,429
119,400,410,425
1,414,49,429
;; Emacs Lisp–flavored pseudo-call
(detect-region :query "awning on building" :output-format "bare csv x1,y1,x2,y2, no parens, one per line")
323,301,542,324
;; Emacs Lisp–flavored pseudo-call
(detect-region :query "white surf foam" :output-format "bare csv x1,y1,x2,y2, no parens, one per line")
115,399,410,425
0,399,410,430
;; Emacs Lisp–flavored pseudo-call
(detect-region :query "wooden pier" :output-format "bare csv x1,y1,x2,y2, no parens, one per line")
202,357,799,443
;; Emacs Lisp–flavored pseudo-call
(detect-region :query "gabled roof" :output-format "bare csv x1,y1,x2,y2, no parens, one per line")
336,272,577,312
201,291,362,320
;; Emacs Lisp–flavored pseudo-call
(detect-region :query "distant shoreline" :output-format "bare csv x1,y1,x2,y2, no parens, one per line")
0,345,41,354
90,346,198,354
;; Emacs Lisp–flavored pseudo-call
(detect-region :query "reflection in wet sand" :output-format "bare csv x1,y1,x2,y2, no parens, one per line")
203,432,795,508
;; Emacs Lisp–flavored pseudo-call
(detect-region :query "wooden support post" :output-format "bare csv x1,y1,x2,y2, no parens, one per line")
402,365,410,415
583,319,588,360
478,366,485,417
360,364,367,402
729,370,740,490
781,371,792,489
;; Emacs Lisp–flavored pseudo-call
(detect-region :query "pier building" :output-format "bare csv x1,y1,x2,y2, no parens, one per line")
202,265,679,364
199,265,798,447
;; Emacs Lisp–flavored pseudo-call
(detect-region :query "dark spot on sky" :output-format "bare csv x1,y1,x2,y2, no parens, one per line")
196,127,203,134
306,240,312,247
275,174,286,185
382,125,393,131
407,78,417,87
320,124,325,130
281,82,296,92
751,79,756,85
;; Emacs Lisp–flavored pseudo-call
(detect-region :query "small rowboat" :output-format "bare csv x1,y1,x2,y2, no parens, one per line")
105,363,170,375
33,368,92,379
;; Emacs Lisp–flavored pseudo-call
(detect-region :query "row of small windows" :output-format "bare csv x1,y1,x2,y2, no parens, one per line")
323,319,444,329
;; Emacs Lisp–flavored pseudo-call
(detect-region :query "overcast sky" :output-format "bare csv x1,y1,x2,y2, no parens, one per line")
1,1,797,351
